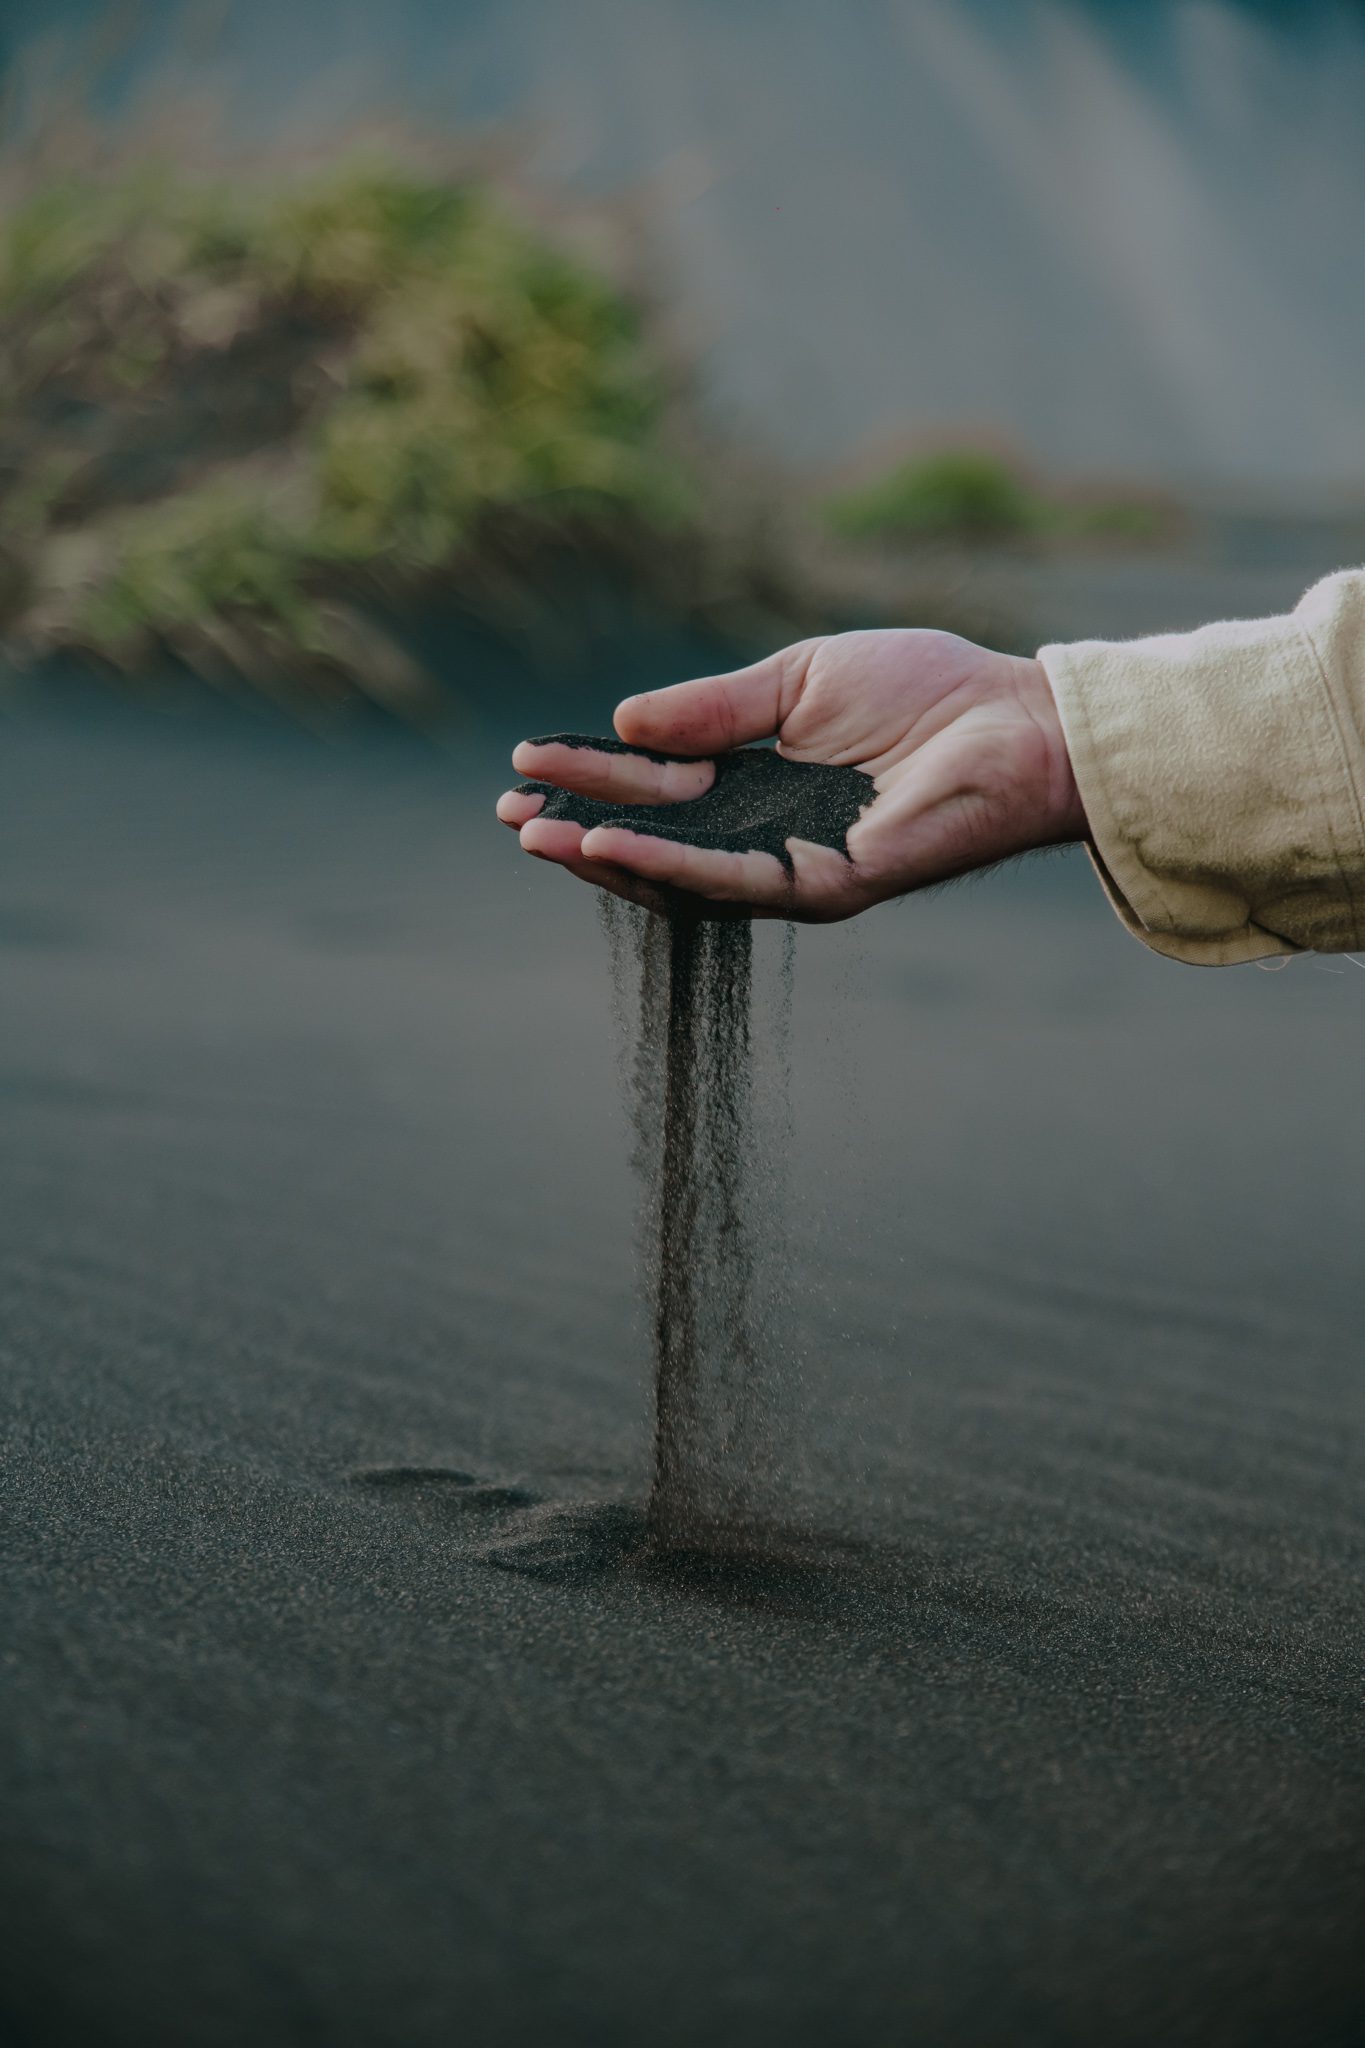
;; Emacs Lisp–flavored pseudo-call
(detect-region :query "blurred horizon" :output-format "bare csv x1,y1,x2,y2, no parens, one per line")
6,0,1365,503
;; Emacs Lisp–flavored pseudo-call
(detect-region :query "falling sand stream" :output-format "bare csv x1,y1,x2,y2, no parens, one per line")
608,908,772,1547
521,734,877,1551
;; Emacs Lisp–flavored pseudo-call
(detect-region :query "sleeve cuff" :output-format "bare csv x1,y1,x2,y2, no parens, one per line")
1038,580,1365,966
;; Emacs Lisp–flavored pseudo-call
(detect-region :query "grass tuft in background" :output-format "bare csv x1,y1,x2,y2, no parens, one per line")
0,155,699,709
0,126,1177,718
825,449,1165,546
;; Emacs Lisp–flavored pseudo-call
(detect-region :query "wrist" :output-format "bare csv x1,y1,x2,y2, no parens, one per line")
1010,653,1087,846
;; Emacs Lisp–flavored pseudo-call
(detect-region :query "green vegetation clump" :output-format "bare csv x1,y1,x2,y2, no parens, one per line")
825,449,1165,547
0,158,693,703
0,154,1175,705
827,451,1040,542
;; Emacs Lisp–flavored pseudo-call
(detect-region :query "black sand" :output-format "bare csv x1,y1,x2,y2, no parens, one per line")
600,904,777,1549
517,732,875,868
3,694,1364,2047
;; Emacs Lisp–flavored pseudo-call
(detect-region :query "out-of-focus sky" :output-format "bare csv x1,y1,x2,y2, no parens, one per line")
8,0,1365,497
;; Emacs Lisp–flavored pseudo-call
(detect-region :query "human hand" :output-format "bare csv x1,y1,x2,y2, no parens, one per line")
496,629,1086,921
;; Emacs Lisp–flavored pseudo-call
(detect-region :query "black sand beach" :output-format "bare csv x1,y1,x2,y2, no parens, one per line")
2,684,1364,2047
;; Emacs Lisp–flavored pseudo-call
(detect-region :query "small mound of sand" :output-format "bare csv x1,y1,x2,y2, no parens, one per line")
518,733,875,870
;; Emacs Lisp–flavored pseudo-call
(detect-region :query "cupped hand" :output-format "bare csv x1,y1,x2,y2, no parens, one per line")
495,629,1086,921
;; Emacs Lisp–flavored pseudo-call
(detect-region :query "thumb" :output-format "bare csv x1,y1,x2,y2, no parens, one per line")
614,642,815,757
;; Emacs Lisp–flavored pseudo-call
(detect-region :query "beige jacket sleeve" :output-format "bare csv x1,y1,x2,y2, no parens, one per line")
1038,569,1365,965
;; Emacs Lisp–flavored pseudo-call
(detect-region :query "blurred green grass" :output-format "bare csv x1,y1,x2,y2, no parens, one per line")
825,449,1165,546
0,144,1176,715
0,156,700,709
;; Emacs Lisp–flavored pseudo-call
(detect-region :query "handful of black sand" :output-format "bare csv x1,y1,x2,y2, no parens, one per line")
516,733,875,870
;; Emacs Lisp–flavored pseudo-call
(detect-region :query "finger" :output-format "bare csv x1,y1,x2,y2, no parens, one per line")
514,811,670,915
511,739,714,805
613,643,814,756
497,788,545,828
552,852,671,917
519,815,593,863
577,825,793,907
